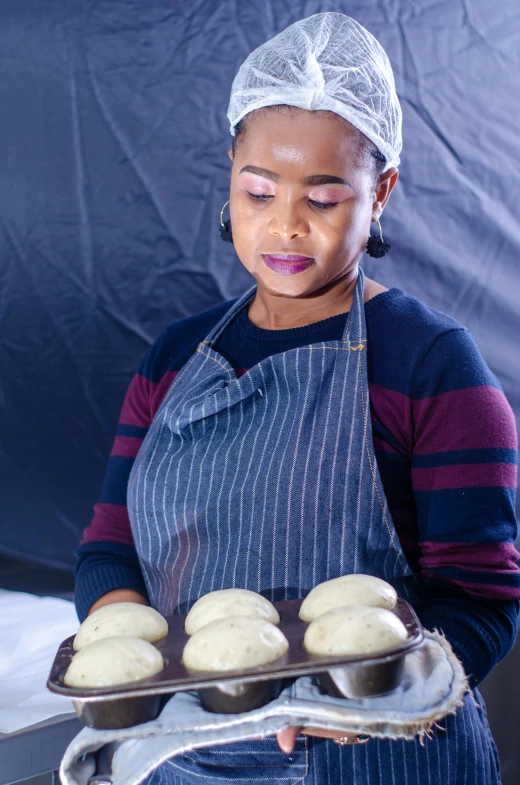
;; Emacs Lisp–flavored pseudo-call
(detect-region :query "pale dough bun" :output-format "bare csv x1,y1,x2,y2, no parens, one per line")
64,636,164,688
73,602,168,651
182,616,289,673
184,589,280,635
303,605,408,657
298,574,397,622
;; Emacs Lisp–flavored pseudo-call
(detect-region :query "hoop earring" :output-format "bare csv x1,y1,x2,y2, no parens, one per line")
219,199,233,243
365,217,391,258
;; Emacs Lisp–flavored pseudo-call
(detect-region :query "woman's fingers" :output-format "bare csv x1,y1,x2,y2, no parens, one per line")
276,726,303,753
277,725,365,752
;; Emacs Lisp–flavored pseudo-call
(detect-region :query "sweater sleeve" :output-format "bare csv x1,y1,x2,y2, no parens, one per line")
73,366,152,621
74,332,179,620
411,327,520,685
74,541,148,623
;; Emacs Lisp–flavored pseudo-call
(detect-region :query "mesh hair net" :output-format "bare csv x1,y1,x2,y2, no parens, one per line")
227,12,402,171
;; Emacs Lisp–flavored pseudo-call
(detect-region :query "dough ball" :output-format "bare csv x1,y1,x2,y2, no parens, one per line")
184,589,280,635
299,574,397,622
304,605,408,657
64,636,164,688
73,602,168,650
182,616,289,673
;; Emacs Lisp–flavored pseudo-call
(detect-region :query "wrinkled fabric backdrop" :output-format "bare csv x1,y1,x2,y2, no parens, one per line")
0,0,519,781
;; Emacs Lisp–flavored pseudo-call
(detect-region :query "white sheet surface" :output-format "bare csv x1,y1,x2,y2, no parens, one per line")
0,589,77,733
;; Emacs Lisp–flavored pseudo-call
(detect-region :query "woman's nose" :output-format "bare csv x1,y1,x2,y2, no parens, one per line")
267,201,309,240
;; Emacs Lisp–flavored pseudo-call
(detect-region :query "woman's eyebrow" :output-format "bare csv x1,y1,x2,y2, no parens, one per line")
239,165,352,188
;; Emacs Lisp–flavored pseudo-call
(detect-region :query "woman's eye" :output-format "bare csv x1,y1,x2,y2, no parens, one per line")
310,199,338,210
247,192,338,209
247,192,274,201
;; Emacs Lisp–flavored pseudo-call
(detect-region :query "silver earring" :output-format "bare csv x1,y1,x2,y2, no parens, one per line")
219,199,233,243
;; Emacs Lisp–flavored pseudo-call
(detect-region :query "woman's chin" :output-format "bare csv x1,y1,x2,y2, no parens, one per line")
247,264,318,297
256,276,316,299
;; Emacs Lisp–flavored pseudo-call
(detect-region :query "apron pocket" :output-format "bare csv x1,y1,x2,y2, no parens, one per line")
165,736,309,784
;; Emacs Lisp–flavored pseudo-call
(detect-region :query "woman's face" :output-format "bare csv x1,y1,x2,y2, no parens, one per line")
227,107,398,300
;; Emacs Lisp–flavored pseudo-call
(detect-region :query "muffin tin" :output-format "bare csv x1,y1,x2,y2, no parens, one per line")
47,598,423,729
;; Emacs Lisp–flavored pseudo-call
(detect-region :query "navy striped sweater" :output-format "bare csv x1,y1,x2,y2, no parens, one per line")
75,287,520,686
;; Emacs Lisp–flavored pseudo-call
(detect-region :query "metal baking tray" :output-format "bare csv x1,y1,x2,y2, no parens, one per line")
47,598,423,729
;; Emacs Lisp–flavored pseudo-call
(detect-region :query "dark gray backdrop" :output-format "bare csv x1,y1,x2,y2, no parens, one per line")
0,0,519,781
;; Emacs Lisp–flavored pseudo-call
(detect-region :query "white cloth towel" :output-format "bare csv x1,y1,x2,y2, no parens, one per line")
0,589,77,733
60,631,469,785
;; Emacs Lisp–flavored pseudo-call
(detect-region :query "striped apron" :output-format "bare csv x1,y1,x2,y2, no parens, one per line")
128,268,501,784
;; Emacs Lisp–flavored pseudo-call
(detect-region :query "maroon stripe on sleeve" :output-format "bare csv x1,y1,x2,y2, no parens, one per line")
412,462,517,490
80,502,135,546
120,371,178,424
150,370,178,416
373,434,400,454
421,540,520,572
422,571,520,601
368,383,413,455
110,435,143,458
413,386,518,454
120,374,152,427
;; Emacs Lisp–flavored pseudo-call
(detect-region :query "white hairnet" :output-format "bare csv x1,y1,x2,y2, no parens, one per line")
227,12,402,171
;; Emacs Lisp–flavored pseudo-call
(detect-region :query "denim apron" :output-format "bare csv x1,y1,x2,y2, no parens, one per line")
128,269,501,784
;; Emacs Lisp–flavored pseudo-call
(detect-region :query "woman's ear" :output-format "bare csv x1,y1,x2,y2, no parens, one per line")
228,149,233,162
373,167,398,218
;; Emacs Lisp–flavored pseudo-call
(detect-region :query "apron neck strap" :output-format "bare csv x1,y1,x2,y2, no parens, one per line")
341,266,366,345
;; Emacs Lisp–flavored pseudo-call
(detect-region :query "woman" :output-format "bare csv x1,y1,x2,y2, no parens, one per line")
74,12,519,784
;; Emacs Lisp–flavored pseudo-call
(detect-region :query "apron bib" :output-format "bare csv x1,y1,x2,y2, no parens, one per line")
128,269,501,784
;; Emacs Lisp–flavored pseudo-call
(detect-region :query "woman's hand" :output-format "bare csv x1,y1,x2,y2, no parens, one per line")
87,589,149,616
276,726,363,753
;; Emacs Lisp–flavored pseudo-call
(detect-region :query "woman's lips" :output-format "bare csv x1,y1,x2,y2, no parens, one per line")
262,254,313,275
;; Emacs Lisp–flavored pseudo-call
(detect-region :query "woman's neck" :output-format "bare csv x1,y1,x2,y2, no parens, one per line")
247,273,387,331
